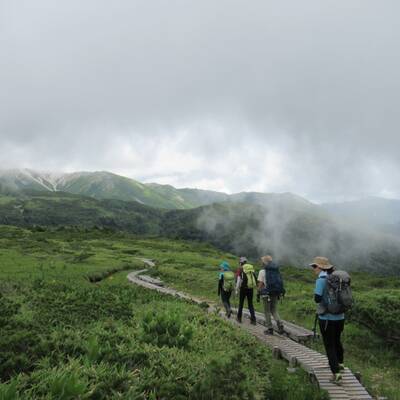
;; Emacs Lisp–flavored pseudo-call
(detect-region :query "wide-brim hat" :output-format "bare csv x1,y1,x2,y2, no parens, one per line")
309,256,333,270
261,255,272,264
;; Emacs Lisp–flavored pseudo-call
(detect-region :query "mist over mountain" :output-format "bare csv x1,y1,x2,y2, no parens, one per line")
1,185,399,275
322,197,400,236
2,169,400,237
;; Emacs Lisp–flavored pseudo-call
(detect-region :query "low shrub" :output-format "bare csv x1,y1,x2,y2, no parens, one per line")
140,308,193,349
351,290,400,343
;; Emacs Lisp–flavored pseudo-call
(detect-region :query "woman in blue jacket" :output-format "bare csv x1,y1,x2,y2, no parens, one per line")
310,256,345,385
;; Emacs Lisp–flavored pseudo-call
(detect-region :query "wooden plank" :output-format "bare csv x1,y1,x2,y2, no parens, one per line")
137,274,164,286
239,309,314,342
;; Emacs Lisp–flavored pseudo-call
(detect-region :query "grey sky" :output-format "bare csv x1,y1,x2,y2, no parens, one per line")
1,0,400,202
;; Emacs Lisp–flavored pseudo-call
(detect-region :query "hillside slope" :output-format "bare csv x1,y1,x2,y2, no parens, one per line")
0,170,188,209
147,183,230,208
1,192,399,275
0,169,316,211
0,191,163,234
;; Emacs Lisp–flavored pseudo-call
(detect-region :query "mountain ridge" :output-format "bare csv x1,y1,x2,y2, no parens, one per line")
2,169,400,238
0,169,314,211
1,190,399,275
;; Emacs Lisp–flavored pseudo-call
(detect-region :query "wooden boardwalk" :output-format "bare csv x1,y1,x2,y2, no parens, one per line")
128,265,373,400
239,308,315,343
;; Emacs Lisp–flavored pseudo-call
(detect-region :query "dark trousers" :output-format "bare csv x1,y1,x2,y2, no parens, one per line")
237,288,256,322
319,319,344,374
220,289,232,315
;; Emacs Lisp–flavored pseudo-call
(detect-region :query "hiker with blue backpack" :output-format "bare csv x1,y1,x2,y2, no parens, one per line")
218,261,234,318
257,255,285,335
235,257,257,325
310,256,353,385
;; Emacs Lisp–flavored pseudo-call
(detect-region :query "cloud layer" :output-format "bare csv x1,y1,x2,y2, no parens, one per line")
1,0,400,201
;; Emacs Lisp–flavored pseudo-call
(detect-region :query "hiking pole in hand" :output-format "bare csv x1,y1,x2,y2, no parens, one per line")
312,313,318,341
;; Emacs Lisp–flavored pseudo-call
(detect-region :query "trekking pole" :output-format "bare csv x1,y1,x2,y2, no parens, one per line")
312,313,318,340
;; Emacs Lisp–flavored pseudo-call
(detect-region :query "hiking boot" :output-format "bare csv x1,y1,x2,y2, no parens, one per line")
236,317,242,323
250,319,257,325
331,373,343,385
277,323,284,335
227,310,232,319
264,328,274,335
338,363,345,371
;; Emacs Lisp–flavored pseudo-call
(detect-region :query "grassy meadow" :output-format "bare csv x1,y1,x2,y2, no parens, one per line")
139,236,400,400
0,225,329,400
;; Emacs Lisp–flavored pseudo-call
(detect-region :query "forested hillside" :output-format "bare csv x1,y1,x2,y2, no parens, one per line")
1,192,400,275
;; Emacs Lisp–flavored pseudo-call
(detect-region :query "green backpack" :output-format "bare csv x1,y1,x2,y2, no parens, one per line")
242,264,257,289
223,271,235,292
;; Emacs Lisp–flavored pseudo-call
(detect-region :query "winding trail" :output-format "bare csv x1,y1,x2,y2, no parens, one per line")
128,261,373,400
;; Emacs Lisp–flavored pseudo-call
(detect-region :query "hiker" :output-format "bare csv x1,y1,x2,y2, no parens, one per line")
310,256,346,385
218,261,234,318
235,256,257,325
257,255,285,335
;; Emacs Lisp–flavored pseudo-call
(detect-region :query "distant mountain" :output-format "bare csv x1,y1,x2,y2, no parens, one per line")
228,191,322,214
0,169,61,192
0,169,314,211
2,191,399,275
0,169,197,209
322,197,400,235
146,183,230,208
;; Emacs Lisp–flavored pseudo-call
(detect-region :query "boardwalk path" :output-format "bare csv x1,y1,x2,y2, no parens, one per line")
128,262,373,400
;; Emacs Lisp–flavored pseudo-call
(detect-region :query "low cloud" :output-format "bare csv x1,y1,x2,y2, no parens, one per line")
1,0,400,201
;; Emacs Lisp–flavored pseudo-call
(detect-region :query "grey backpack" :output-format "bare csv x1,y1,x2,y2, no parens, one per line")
323,270,353,314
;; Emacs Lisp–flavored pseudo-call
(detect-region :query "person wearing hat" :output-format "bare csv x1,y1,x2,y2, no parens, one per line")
257,255,285,335
235,256,257,325
218,261,234,318
310,256,345,385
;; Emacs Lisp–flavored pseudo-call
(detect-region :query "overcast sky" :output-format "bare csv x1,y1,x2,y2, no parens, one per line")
1,0,400,202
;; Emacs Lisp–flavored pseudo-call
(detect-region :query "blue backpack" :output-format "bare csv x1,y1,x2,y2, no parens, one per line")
261,262,285,297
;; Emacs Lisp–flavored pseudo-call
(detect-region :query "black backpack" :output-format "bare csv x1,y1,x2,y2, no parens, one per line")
261,262,285,297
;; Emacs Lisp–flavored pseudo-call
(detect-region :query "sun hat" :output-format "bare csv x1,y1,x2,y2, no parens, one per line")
261,255,272,264
309,256,333,270
239,256,248,264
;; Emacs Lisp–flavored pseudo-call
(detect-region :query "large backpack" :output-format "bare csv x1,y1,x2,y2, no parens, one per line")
263,263,285,296
242,264,257,289
323,270,353,314
222,271,235,292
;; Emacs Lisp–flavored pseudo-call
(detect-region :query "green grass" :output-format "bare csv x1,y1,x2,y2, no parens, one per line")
2,222,394,397
0,225,328,399
135,243,400,400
